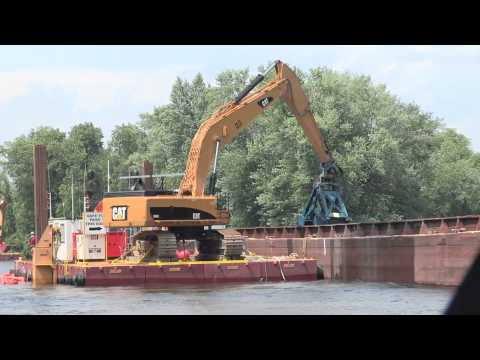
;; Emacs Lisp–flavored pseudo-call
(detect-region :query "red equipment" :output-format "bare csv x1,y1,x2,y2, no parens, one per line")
176,249,191,261
1,272,25,285
107,231,127,259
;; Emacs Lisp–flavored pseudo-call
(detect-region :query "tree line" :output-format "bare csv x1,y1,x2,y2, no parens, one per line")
1,63,479,251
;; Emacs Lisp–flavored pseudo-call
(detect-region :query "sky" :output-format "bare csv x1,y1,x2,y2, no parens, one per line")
0,45,478,151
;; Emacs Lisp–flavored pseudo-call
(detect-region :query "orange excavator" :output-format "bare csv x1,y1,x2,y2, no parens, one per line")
102,60,348,260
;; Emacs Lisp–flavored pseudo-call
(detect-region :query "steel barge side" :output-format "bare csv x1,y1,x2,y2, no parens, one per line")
236,215,480,287
13,258,318,286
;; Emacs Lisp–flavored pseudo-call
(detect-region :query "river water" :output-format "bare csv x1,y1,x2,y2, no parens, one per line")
0,261,455,315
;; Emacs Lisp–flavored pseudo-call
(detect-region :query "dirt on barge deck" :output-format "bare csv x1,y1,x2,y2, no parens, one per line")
236,215,480,287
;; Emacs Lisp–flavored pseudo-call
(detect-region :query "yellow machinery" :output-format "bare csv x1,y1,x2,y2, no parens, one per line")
102,60,343,260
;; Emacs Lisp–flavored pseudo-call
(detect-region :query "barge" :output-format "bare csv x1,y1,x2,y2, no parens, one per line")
14,257,318,286
16,145,478,289
10,214,480,288
236,215,480,287
12,214,480,288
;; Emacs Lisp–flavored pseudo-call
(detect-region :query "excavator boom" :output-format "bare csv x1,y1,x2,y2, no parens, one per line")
102,60,349,261
180,61,332,197
103,60,348,231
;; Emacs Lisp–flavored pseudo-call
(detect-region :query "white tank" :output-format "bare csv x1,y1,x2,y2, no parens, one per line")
49,218,81,262
76,234,106,260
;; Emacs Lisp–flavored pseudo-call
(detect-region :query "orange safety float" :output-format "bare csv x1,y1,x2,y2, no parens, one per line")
0,272,25,285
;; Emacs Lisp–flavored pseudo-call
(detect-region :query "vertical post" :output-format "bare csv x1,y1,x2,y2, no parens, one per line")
107,160,110,193
33,145,48,240
48,194,52,220
33,145,56,287
71,173,75,220
0,200,6,243
47,167,52,220
83,164,87,214
142,160,153,191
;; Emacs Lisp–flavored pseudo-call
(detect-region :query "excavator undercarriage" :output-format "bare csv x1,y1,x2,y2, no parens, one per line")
126,227,246,262
102,190,246,261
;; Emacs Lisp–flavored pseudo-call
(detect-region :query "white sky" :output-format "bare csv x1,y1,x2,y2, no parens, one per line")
0,45,478,151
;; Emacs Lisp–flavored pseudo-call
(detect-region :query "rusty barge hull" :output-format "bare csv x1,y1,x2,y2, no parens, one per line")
236,215,480,287
14,259,318,286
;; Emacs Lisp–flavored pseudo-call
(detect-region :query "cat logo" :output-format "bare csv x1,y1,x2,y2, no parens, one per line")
112,206,128,221
258,96,273,108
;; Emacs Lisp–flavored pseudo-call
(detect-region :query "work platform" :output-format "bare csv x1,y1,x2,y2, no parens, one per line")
235,215,480,287
14,258,318,286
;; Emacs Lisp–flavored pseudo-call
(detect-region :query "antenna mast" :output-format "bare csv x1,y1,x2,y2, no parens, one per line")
71,173,74,220
47,166,52,220
83,164,87,213
107,159,111,192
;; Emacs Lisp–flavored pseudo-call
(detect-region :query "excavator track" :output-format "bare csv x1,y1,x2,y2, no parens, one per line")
196,235,224,261
133,230,177,262
154,232,178,262
224,236,246,260
218,229,246,260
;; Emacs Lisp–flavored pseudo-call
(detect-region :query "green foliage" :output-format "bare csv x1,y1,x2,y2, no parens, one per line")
58,123,106,217
0,63,479,243
138,73,210,189
422,129,480,216
0,127,68,241
107,123,147,191
0,123,107,250
0,169,15,240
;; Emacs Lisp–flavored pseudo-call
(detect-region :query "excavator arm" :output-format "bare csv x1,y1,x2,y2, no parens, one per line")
180,60,334,197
